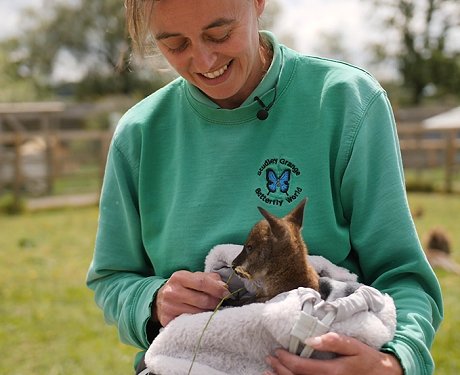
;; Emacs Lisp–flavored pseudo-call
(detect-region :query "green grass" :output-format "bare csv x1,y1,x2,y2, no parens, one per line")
0,193,459,374
407,193,460,374
405,167,460,194
53,167,101,196
0,207,137,374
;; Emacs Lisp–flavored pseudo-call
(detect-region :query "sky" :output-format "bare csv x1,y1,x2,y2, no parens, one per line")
1,0,33,38
1,0,374,46
0,0,388,78
274,0,378,68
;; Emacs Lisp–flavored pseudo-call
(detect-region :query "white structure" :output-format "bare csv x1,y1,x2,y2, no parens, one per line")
423,107,460,130
422,107,460,192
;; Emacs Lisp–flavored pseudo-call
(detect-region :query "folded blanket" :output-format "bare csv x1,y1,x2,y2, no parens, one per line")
145,245,396,375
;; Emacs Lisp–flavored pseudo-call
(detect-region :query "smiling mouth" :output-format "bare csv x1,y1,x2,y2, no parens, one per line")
202,62,231,79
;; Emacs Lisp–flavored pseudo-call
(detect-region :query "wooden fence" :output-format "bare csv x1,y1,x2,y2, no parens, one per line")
398,123,460,193
1,121,459,212
0,130,112,211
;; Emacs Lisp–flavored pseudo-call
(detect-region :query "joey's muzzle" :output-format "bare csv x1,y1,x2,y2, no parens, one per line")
232,265,252,280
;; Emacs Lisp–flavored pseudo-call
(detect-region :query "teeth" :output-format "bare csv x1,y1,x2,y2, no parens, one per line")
203,64,228,79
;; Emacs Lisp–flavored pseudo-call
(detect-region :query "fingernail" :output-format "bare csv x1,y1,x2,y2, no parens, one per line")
305,336,322,347
218,280,228,288
222,291,232,299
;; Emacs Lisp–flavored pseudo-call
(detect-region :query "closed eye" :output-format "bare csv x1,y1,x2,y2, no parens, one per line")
169,44,188,54
164,40,189,54
163,34,229,55
206,32,231,44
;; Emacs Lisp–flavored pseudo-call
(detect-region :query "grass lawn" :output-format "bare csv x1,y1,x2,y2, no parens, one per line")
0,206,137,374
0,192,458,374
407,193,460,374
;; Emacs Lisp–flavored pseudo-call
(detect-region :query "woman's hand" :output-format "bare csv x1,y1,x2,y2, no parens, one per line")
153,270,229,327
265,332,403,375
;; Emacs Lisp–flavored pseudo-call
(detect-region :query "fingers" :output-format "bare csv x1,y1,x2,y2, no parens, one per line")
266,350,327,375
179,271,229,300
304,333,403,374
155,299,204,327
155,270,229,326
265,333,359,375
265,352,297,375
266,334,398,375
305,332,361,356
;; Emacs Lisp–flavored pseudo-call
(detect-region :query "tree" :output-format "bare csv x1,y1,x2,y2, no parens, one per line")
2,0,168,99
2,0,285,100
370,0,460,104
0,39,51,102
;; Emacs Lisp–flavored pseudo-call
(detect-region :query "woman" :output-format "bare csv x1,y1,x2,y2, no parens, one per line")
87,1,443,374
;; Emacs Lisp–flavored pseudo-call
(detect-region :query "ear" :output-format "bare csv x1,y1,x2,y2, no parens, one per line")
253,0,266,18
286,197,308,228
258,206,285,239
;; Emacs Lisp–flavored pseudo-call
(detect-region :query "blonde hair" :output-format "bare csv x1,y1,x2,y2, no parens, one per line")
125,0,154,57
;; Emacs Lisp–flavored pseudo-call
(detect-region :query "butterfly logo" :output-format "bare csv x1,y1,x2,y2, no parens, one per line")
266,169,291,194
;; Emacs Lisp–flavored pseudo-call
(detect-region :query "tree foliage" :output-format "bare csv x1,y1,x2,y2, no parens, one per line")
2,0,168,99
0,39,51,102
1,0,286,101
370,0,460,104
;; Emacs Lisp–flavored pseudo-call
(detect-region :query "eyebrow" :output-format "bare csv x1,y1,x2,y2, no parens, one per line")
204,17,235,30
155,17,235,41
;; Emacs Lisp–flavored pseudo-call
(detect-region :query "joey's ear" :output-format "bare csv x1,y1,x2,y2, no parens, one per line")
286,198,308,228
258,206,285,239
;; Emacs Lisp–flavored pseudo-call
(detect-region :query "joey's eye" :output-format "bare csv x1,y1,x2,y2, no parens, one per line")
245,245,252,253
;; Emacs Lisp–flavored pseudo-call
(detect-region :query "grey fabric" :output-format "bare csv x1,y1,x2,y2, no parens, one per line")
144,245,396,375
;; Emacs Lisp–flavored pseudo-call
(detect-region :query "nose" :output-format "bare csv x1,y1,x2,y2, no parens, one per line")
191,42,218,73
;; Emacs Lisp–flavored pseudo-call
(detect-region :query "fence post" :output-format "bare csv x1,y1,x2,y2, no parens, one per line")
414,125,423,184
42,115,55,195
444,130,456,193
13,131,24,211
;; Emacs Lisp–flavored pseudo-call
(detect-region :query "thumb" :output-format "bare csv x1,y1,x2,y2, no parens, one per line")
305,332,362,356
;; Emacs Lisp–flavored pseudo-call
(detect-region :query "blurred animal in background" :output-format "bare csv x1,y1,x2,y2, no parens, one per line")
424,227,460,275
411,206,424,219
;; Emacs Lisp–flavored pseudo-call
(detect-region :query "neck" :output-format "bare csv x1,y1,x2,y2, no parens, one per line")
259,36,273,77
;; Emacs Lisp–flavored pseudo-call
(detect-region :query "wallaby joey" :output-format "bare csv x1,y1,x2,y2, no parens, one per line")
232,198,319,303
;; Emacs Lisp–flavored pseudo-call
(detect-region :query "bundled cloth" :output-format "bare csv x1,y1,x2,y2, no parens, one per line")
145,245,396,375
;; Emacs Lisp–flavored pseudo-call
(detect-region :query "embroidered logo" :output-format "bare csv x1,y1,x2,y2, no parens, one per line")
255,158,303,207
266,169,290,194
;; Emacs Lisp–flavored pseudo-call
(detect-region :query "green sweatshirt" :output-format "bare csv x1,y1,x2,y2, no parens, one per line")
87,32,443,374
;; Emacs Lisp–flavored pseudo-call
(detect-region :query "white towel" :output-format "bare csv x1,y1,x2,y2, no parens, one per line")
145,245,396,375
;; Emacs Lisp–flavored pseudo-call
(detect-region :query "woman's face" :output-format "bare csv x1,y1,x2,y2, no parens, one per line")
148,0,266,109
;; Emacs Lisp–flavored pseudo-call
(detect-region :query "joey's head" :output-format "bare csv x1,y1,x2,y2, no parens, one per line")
232,198,308,282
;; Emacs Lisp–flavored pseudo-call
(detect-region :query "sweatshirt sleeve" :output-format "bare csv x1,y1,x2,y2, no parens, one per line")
86,138,166,350
340,91,443,375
